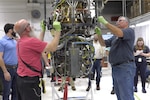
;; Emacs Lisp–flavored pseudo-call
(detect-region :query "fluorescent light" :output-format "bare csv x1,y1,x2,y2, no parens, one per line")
136,20,150,27
129,25,135,28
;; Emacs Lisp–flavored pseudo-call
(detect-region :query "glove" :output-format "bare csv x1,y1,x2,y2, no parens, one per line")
41,79,46,93
53,21,61,31
97,16,108,25
40,20,46,32
94,26,101,35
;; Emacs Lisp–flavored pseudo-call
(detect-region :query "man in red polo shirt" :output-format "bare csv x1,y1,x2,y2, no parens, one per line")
14,19,61,100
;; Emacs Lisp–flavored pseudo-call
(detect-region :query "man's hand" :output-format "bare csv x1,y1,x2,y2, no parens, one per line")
40,20,46,32
45,65,54,73
97,16,108,25
94,26,102,35
53,21,61,32
4,71,11,81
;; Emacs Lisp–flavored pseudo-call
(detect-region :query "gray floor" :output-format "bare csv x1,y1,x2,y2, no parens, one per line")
41,66,150,100
0,66,150,100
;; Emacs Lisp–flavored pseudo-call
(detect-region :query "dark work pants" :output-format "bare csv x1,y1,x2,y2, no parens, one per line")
145,68,150,78
88,59,102,86
16,75,41,100
134,61,147,88
0,77,3,93
0,67,17,100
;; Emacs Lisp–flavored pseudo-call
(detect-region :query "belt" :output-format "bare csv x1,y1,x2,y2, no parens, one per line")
18,76,39,80
17,75,40,84
93,58,102,60
111,60,134,66
5,64,17,69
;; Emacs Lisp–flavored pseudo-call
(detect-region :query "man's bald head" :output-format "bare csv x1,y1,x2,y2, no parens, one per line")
14,19,29,35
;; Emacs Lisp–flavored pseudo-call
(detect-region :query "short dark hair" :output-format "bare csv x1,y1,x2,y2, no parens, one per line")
4,23,14,34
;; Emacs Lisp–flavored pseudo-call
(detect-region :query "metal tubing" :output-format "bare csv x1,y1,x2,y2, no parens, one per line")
44,0,46,20
139,0,141,15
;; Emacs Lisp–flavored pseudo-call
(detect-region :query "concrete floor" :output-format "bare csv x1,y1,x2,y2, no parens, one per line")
0,66,150,100
41,66,150,100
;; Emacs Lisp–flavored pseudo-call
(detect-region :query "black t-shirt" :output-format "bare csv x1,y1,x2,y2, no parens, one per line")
134,46,150,63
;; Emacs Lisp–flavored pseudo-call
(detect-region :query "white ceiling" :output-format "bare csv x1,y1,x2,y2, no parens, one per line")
0,0,133,17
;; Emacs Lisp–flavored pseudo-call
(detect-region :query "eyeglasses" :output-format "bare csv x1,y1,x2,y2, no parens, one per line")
24,23,30,30
117,19,125,22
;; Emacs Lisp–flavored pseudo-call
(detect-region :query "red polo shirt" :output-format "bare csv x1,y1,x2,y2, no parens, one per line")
17,37,47,77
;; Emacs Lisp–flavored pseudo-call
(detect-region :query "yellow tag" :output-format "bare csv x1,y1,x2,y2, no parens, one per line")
48,53,51,59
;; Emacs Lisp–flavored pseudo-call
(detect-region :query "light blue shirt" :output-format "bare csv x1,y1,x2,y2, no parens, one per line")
0,35,18,65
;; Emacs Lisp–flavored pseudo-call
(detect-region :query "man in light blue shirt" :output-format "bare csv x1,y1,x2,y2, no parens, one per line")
0,23,18,100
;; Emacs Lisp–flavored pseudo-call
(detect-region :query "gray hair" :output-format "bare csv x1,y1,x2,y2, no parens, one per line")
119,16,130,25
